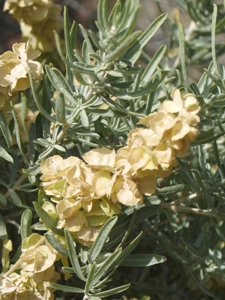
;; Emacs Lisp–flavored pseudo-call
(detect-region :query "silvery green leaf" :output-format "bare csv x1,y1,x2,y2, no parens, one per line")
29,72,56,123
121,254,166,267
8,189,22,207
45,232,69,257
64,229,86,281
45,66,73,95
97,0,110,32
0,112,12,147
105,31,142,62
84,262,97,295
49,283,84,294
0,192,7,206
140,44,167,87
89,216,118,263
125,13,167,63
20,209,32,240
0,146,13,163
91,248,122,287
156,184,185,195
93,284,130,297
64,7,77,62
33,202,64,236
0,216,8,241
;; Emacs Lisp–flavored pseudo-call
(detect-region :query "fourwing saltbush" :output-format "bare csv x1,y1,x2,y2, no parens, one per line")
1,0,225,299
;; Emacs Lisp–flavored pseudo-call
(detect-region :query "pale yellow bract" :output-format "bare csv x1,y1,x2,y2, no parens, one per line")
39,89,201,246
0,234,59,299
0,41,43,110
40,152,122,246
4,0,63,52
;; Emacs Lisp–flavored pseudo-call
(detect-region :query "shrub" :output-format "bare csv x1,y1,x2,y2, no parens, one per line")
1,0,225,299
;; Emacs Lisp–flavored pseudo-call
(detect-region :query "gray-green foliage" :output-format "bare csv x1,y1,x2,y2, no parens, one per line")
2,0,225,299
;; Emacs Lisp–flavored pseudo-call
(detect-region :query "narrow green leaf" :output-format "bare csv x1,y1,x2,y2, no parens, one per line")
0,112,12,147
89,30,103,50
118,209,137,248
80,109,89,127
88,297,101,300
89,216,118,263
109,0,122,25
125,13,167,63
22,164,40,176
80,247,89,264
105,31,142,62
101,96,144,118
45,66,73,95
141,44,167,87
0,146,13,163
70,20,77,47
49,283,84,294
85,263,97,295
29,72,56,123
197,62,213,95
38,147,54,160
107,216,131,248
203,70,225,91
194,128,217,144
59,87,78,105
114,232,143,267
71,62,96,74
93,283,130,297
79,24,95,58
20,209,32,240
64,7,77,62
91,248,122,287
62,266,75,273
156,184,185,195
54,30,67,62
29,122,36,163
97,0,110,32
121,254,166,267
212,4,218,74
36,138,51,146
211,98,225,107
0,215,8,241
115,1,140,38
55,93,67,125
11,104,28,164
0,192,7,206
106,70,127,77
64,229,86,281
216,13,225,30
33,202,64,236
52,144,66,152
45,232,69,257
74,49,85,62
0,179,9,188
211,219,225,242
109,1,122,22
87,108,114,117
73,69,91,86
178,22,188,89
8,189,22,207
118,71,168,99
9,155,18,187
108,205,160,248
